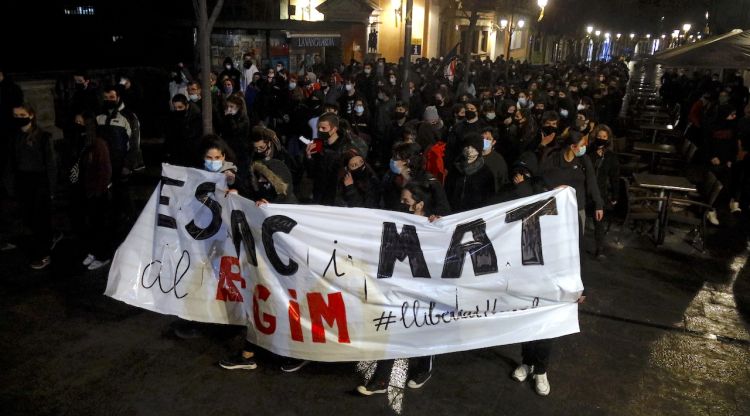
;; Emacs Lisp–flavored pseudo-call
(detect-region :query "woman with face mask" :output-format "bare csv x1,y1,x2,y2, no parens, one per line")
357,181,439,396
512,131,598,397
587,125,619,258
444,132,495,212
221,96,251,178
349,98,372,137
8,104,57,270
336,150,381,208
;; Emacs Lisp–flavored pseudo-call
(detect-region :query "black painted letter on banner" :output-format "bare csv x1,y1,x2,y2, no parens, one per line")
505,197,558,265
185,182,222,240
230,210,258,266
377,222,431,278
441,219,498,278
158,176,185,229
262,215,299,276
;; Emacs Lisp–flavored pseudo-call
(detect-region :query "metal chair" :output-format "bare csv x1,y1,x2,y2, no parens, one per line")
622,177,666,235
666,176,723,251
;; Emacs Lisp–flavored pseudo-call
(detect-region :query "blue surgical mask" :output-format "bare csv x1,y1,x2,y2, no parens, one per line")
204,159,223,172
483,138,492,151
575,145,587,157
354,105,364,115
518,98,528,107
389,159,402,174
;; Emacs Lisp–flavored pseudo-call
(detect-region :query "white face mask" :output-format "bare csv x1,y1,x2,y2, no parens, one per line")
225,107,237,116
560,109,569,118
518,98,528,106
486,112,496,120
188,94,200,102
345,84,353,91
288,82,297,90
577,104,586,111
483,138,492,152
276,66,283,72
119,79,128,86
364,68,371,75
225,64,232,70
390,77,397,85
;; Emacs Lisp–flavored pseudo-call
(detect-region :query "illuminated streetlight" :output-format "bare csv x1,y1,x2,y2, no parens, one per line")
517,19,525,29
605,32,611,39
661,34,666,39
500,19,508,29
595,30,601,37
682,23,691,33
616,33,622,39
672,30,680,38
646,34,651,39
629,33,635,39
586,26,594,35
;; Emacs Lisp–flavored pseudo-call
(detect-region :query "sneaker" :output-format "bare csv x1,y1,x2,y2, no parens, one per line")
512,364,532,382
30,256,51,270
533,373,550,396
0,242,17,251
50,232,64,250
356,378,388,395
280,358,310,373
87,259,111,271
707,210,720,226
730,199,742,213
406,370,432,389
219,352,257,370
82,254,95,267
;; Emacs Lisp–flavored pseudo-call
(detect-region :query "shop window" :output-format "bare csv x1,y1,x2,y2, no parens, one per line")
511,29,524,50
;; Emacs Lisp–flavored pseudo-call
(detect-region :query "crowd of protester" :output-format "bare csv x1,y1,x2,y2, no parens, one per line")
1,49,747,398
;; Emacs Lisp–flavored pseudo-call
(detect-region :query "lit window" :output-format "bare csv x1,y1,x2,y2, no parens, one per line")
64,5,95,16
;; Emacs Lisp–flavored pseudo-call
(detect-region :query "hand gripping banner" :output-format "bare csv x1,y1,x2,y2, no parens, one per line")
106,164,584,361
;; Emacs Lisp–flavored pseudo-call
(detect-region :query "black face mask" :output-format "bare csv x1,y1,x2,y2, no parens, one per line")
541,126,557,136
318,130,331,140
594,139,609,149
351,167,367,181
75,83,86,91
14,117,31,128
394,111,406,120
399,202,413,213
465,110,477,120
258,180,278,201
243,62,252,69
173,109,186,117
103,100,118,110
455,115,466,121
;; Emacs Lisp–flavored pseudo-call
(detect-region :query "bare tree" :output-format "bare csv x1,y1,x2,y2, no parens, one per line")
193,0,224,135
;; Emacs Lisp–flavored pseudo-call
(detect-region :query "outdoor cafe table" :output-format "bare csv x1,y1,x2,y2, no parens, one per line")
633,173,697,245
640,123,675,143
632,142,676,172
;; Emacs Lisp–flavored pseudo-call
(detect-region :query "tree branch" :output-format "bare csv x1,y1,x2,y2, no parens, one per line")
207,0,224,32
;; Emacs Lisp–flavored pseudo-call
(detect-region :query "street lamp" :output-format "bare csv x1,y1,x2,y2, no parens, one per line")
646,34,651,39
517,19,525,29
595,30,601,37
616,33,621,39
537,0,548,21
500,19,509,30
682,23,691,33
392,0,402,26
586,26,594,35
629,33,635,39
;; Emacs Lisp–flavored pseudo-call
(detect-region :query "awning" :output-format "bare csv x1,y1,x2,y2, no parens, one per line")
651,29,750,69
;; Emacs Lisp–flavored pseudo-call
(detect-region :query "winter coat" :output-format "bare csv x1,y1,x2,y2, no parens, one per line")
444,158,495,212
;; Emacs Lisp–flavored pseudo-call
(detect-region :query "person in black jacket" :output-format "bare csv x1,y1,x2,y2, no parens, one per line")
445,132,495,212
7,104,57,270
306,113,359,205
588,125,619,258
164,94,203,167
357,181,438,395
541,131,604,230
222,95,251,179
336,149,381,208
480,126,509,195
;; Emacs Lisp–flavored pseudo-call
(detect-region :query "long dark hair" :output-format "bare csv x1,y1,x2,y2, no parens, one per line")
199,134,236,162
404,181,434,217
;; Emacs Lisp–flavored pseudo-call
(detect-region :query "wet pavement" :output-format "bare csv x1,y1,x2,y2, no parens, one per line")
2,63,750,415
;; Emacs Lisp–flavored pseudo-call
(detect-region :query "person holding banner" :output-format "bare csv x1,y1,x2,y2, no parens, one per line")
382,142,451,216
357,181,439,395
511,130,600,396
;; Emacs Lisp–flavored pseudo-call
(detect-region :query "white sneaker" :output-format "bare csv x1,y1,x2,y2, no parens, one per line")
87,259,111,271
82,254,95,267
707,210,720,226
729,200,742,213
512,364,532,382
533,373,550,396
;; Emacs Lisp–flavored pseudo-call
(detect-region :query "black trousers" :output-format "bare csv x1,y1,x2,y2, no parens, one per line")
521,338,552,374
84,194,111,259
15,172,52,259
371,355,434,383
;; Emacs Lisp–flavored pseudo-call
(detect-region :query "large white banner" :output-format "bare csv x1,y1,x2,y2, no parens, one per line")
106,164,583,361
